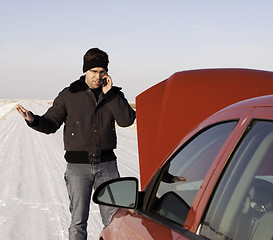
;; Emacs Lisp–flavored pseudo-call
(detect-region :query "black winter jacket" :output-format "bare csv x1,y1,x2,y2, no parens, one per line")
28,76,136,163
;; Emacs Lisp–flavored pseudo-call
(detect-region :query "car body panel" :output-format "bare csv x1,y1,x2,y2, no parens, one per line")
136,69,273,189
100,209,193,240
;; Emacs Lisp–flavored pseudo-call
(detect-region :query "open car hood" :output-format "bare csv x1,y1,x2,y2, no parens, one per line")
136,68,273,189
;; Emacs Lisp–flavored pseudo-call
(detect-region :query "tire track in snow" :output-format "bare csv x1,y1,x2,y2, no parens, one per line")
0,102,68,239
20,100,70,239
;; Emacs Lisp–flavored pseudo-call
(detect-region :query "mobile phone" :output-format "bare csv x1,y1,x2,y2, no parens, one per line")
100,78,107,86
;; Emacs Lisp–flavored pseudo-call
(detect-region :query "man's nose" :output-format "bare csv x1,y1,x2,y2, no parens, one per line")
94,73,101,79
98,73,105,79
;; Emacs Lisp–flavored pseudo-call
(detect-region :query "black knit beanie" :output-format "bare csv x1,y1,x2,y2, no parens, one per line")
83,58,108,73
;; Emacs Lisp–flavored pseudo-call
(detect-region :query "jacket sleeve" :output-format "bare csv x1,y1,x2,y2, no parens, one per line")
103,87,136,127
27,91,67,134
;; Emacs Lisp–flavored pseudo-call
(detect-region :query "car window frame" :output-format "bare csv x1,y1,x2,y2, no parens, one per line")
139,120,239,235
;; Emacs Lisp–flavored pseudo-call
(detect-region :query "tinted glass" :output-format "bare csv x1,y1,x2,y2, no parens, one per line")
148,121,237,226
200,120,273,240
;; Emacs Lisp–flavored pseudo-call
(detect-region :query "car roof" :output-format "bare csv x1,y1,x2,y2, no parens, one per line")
217,94,273,113
136,68,273,189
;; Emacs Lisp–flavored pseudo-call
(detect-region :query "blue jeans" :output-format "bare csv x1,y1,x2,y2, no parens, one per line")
64,161,120,240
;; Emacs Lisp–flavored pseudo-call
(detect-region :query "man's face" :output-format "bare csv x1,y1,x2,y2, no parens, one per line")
85,67,107,89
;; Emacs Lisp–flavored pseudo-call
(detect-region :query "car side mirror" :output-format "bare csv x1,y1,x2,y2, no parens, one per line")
93,177,139,209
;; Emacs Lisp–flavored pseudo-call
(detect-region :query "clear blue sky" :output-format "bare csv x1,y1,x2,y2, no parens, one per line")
1,0,273,102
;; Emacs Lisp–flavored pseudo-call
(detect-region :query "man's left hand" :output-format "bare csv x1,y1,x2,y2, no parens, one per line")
102,74,113,94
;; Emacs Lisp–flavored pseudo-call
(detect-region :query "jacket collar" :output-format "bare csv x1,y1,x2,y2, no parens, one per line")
69,76,88,93
69,76,122,96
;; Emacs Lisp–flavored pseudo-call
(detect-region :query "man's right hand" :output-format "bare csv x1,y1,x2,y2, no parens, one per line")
16,104,34,123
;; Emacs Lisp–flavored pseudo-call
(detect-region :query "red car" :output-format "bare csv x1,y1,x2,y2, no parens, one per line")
93,69,273,240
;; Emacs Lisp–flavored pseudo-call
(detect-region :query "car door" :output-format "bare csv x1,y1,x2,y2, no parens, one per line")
198,107,273,240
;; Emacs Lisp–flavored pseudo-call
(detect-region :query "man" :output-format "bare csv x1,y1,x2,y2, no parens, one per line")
16,48,136,240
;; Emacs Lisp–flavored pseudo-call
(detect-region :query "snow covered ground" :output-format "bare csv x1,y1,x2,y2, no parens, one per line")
0,99,139,240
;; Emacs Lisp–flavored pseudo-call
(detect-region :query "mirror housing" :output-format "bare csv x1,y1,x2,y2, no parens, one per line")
93,177,139,209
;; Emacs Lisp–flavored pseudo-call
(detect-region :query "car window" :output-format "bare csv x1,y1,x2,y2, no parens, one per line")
147,121,237,226
200,120,273,240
